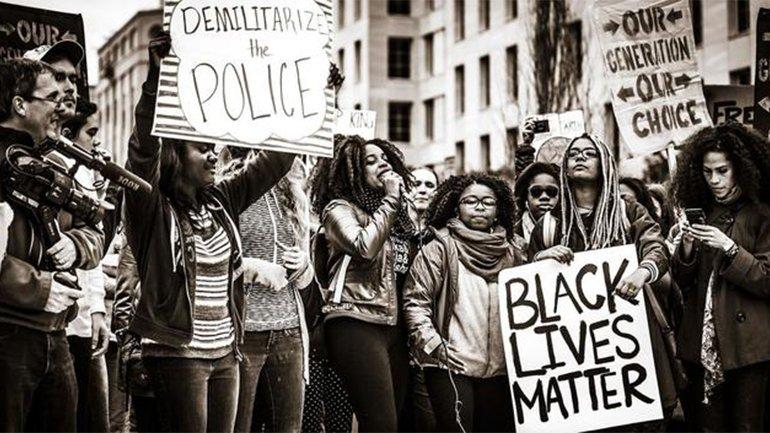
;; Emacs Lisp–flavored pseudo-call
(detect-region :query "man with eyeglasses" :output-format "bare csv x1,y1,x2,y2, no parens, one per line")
0,58,104,431
24,40,84,121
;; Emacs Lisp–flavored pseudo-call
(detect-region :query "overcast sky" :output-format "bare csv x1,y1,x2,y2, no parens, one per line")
3,0,161,85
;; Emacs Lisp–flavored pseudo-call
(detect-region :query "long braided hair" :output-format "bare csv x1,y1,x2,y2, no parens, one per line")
559,134,628,249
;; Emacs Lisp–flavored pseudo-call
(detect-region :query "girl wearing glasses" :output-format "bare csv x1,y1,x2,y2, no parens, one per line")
513,162,560,248
403,173,522,432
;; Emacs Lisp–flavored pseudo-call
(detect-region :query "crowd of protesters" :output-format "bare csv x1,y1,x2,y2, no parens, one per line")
1,29,770,433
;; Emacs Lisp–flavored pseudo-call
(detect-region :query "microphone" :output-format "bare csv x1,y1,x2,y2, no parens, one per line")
43,136,153,195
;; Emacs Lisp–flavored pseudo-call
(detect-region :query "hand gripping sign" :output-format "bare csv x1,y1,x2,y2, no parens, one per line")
498,245,662,432
153,0,335,157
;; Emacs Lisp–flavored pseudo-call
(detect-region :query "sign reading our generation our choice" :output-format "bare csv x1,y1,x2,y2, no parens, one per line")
152,0,336,157
498,245,662,433
592,0,712,156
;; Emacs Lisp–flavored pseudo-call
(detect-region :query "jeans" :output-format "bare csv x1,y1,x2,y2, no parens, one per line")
424,368,513,433
0,323,78,432
68,336,110,432
144,353,240,432
106,341,129,433
325,318,409,433
234,328,305,433
301,348,354,433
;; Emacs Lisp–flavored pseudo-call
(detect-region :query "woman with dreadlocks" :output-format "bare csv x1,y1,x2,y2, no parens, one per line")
309,135,417,432
671,123,770,432
528,134,677,430
403,173,521,432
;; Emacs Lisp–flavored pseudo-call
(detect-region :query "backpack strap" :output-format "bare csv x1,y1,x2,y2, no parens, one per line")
330,255,352,304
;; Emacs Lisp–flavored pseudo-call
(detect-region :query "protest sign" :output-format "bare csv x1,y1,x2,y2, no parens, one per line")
0,2,89,100
754,8,770,137
528,110,585,153
592,0,711,155
335,109,376,139
152,0,335,157
498,244,662,432
704,85,754,127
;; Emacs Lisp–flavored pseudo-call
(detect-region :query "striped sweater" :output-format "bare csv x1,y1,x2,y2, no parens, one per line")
143,206,234,359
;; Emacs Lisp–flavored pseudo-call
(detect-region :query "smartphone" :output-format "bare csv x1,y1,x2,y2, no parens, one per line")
533,119,550,134
684,208,707,225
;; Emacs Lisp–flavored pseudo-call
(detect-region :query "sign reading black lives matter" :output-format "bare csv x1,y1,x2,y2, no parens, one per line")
0,1,89,101
498,245,662,432
152,0,335,157
592,0,711,155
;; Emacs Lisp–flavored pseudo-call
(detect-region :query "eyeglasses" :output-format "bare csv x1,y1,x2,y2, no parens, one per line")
459,197,498,209
567,148,599,160
25,94,62,106
528,185,559,199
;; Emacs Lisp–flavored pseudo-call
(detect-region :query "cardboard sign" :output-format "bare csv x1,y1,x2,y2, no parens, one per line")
528,110,585,153
152,0,335,157
754,8,770,137
499,245,662,432
0,2,89,100
335,109,376,140
704,85,754,127
592,0,711,155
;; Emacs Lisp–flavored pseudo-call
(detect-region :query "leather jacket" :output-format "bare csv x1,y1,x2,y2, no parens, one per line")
320,196,401,326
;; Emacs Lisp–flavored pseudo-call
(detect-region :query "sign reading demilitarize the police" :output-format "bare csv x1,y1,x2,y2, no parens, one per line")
0,1,89,100
753,8,770,137
592,0,711,155
152,0,335,157
498,245,662,432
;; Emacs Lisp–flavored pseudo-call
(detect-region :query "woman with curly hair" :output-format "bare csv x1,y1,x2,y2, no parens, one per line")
671,122,770,431
309,135,417,432
528,134,677,431
403,173,522,432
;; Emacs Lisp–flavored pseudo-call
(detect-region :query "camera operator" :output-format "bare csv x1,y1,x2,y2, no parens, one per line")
23,40,83,121
0,58,105,431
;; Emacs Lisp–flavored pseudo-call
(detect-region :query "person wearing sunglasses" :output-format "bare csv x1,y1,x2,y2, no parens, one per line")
513,162,560,249
0,59,105,431
403,173,522,432
24,40,84,121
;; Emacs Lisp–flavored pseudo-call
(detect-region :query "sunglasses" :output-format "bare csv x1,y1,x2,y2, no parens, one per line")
528,185,559,198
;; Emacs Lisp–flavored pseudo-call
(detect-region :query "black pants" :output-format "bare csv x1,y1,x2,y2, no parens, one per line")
68,336,110,432
301,348,353,433
0,324,77,432
681,360,770,432
132,395,164,432
324,318,409,432
424,368,514,433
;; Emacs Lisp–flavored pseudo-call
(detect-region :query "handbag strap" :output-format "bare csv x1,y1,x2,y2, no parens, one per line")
643,284,672,333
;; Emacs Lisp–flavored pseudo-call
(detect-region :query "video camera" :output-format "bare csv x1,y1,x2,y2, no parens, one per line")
1,136,152,270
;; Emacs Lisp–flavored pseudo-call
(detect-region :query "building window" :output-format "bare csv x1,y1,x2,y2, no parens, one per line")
506,45,518,102
338,0,345,27
388,38,412,78
480,134,490,170
426,0,436,11
388,0,411,15
691,0,703,46
354,0,361,20
729,67,751,85
388,102,412,142
455,64,465,115
338,48,345,75
479,0,490,31
424,98,435,140
506,127,518,164
505,0,517,20
454,0,465,41
565,21,583,81
354,103,362,110
479,55,490,108
729,0,750,36
455,141,465,173
423,33,434,76
354,40,362,83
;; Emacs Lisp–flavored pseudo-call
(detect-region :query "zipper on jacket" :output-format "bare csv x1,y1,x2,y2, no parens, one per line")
171,205,194,344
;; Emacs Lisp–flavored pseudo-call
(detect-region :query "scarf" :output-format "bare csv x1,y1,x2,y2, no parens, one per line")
357,185,416,274
521,210,536,243
714,185,742,205
447,218,515,282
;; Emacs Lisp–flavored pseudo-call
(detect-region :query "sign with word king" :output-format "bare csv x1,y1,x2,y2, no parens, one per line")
498,244,662,432
152,0,335,157
335,109,376,140
592,0,711,155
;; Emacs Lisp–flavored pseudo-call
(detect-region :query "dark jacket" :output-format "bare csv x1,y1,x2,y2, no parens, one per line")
528,201,677,411
673,200,770,370
318,196,402,326
0,126,104,332
124,77,294,348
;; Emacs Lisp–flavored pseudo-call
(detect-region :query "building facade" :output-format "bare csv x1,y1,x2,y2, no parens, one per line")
94,9,162,167
334,0,767,174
